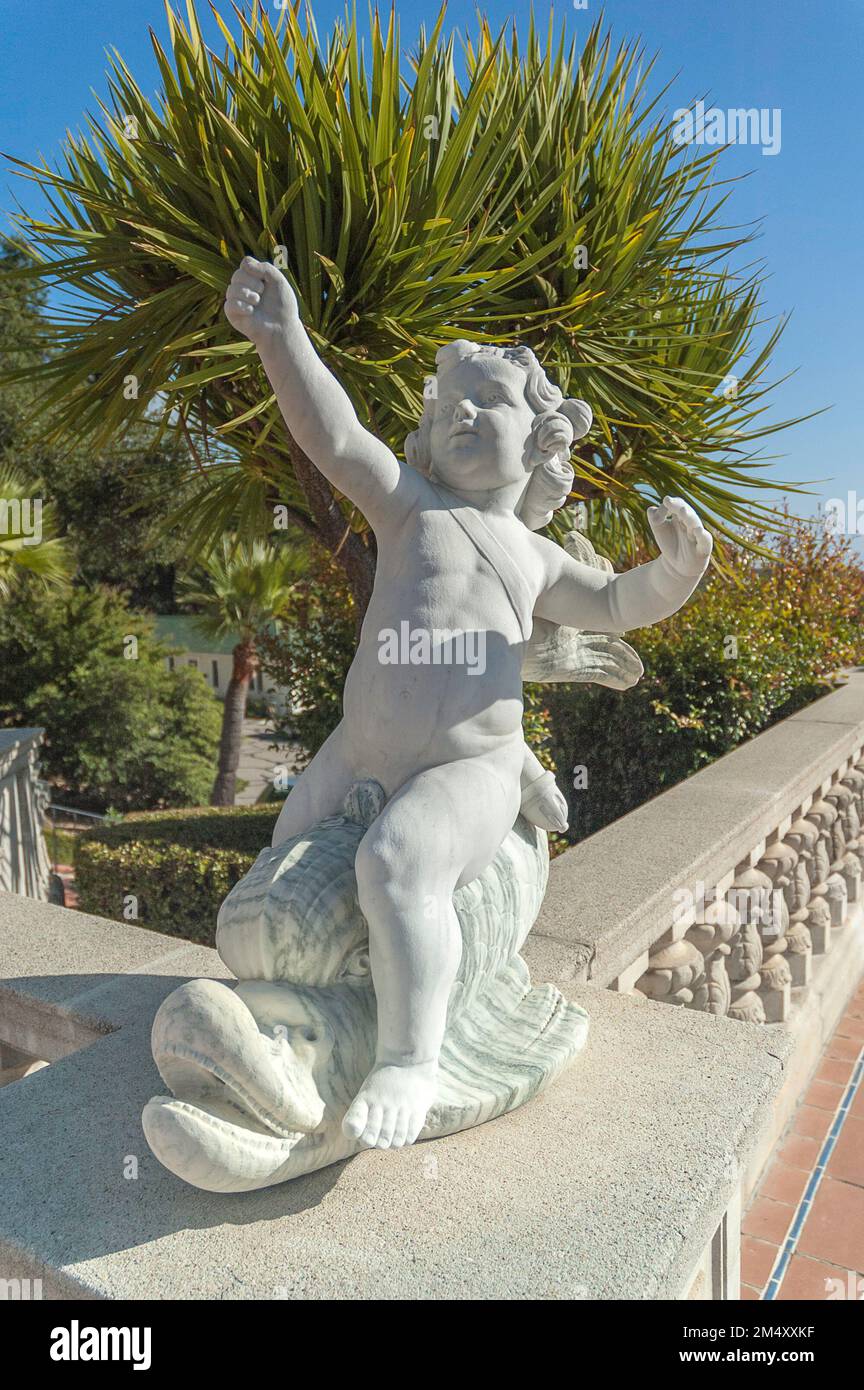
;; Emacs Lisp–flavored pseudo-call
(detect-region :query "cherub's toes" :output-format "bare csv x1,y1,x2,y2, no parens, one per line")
360,1102,384,1148
405,1109,427,1147
342,1096,369,1142
376,1108,399,1150
390,1108,412,1149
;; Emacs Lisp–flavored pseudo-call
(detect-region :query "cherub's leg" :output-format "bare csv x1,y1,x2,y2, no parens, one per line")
344,748,522,1149
271,721,356,847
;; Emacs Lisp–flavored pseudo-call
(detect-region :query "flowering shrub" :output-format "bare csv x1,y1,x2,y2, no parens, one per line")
545,516,864,842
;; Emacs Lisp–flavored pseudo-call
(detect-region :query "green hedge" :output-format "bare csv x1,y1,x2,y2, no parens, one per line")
76,804,279,945
82,804,279,852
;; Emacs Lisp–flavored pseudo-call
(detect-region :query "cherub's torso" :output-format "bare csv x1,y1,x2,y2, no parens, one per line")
341,481,546,779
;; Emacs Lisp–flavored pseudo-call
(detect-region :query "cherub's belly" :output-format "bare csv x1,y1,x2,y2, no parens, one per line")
342,603,525,782
340,518,534,782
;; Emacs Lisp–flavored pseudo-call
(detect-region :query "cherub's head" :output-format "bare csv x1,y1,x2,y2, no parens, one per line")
405,340,592,529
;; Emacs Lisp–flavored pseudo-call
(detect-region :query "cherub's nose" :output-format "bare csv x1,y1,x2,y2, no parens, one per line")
453,398,477,423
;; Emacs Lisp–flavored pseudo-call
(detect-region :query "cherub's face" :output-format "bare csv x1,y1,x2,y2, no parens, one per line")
428,355,536,492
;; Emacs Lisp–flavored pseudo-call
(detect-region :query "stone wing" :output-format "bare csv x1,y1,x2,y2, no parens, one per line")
521,529,644,687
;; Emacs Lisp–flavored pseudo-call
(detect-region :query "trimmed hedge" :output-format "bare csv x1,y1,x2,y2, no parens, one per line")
82,804,279,852
76,804,279,945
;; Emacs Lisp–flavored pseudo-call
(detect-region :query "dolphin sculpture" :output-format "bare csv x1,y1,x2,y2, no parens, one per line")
143,780,588,1192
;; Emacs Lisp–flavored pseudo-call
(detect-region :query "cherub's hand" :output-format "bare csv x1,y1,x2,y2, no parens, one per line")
647,496,713,580
520,770,570,833
224,256,299,349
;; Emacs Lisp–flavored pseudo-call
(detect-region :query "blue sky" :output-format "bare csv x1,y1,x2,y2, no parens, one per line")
0,0,861,526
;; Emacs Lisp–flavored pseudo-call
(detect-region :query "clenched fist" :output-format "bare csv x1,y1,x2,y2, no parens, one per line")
648,496,713,580
224,256,299,349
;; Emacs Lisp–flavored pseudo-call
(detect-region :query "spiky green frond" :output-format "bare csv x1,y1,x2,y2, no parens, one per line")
3,2,810,566
0,466,72,597
180,533,306,641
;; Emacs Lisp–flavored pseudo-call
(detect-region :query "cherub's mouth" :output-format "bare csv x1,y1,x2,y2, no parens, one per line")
450,425,477,440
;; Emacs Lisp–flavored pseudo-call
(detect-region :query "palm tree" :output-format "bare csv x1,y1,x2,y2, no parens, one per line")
181,536,304,805
3,3,809,600
0,466,71,598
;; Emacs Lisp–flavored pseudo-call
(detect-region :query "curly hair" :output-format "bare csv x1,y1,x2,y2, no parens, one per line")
404,340,592,530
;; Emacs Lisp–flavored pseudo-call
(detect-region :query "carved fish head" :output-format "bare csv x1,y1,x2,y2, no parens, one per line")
143,976,376,1192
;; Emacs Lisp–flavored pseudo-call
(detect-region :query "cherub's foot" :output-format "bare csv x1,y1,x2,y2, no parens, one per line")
520,770,569,832
342,1061,437,1149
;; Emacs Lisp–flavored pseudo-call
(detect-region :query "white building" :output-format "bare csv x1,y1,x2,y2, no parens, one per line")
154,616,291,713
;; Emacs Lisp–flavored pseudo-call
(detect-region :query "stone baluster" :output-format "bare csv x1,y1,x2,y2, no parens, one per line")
786,817,832,955
825,782,862,904
635,938,707,1009
626,757,864,1031
731,865,791,1022
759,840,811,990
779,827,818,975
806,799,847,929
840,764,864,869
684,897,736,1016
831,776,862,846
725,880,765,1024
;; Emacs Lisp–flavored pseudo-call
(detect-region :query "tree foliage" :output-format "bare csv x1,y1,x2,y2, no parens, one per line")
257,555,357,763
0,244,191,609
0,464,71,597
0,583,221,810
3,2,808,606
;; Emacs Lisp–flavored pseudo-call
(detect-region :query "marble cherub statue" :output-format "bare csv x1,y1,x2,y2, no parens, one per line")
214,257,712,1153
141,259,711,1191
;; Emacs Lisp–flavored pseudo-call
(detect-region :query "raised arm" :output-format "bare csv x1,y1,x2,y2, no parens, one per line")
224,258,409,526
534,497,713,632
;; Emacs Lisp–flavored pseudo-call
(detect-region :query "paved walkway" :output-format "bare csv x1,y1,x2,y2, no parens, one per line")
235,718,303,805
742,978,864,1300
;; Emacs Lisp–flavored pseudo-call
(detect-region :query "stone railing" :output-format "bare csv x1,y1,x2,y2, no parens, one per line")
530,673,864,1015
2,681,863,1300
0,888,788,1300
0,729,49,901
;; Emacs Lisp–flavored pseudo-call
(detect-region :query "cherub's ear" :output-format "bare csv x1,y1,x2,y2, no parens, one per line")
405,423,432,474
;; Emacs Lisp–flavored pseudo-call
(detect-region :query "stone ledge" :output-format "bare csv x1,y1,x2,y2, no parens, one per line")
0,893,789,1300
532,671,864,987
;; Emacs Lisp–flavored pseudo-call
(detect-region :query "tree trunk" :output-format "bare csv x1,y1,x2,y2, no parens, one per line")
286,436,376,617
211,640,256,807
